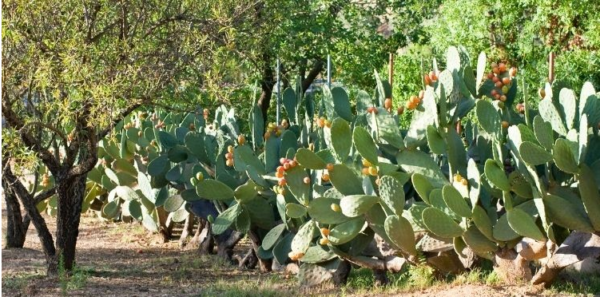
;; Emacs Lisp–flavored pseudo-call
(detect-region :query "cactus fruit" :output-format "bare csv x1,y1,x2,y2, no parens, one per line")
330,203,341,212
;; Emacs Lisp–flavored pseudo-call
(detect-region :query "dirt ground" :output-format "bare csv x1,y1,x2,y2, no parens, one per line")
1,209,592,297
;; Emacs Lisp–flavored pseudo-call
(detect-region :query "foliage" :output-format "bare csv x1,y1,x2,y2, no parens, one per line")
426,0,600,92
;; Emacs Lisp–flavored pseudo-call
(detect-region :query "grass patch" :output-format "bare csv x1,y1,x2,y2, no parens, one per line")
549,273,600,295
2,271,45,292
199,277,293,297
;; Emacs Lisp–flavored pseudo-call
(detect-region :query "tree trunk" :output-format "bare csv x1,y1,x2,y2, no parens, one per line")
54,174,86,273
2,178,30,248
215,229,244,263
373,269,389,286
332,260,352,286
198,221,215,255
248,229,272,272
3,165,57,275
179,214,195,248
301,60,325,93
257,53,275,122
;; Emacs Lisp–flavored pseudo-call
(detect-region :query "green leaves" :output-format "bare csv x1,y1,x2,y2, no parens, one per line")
559,88,577,130
158,131,179,149
332,87,354,122
475,52,486,93
426,126,446,154
533,116,554,150
148,155,169,177
412,173,433,205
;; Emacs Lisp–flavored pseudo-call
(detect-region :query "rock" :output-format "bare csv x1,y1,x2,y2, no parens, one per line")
564,256,600,274
516,238,547,261
494,248,532,283
532,231,600,287
298,264,333,287
285,263,299,275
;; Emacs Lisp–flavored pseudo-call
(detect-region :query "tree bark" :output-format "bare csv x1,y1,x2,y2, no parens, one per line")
179,214,195,248
2,177,30,248
54,173,86,273
248,229,272,272
215,230,244,263
301,60,325,93
373,269,389,286
332,260,352,286
198,221,215,255
3,165,57,275
257,53,275,122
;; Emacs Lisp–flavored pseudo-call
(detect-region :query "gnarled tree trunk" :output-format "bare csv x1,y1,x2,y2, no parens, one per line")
54,173,86,272
2,177,30,248
3,165,58,275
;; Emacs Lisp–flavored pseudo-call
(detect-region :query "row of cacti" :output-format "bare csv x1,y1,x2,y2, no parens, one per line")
31,45,600,285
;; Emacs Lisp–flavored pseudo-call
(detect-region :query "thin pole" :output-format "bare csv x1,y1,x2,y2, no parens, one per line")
327,55,331,89
388,52,394,98
276,57,281,124
548,52,555,84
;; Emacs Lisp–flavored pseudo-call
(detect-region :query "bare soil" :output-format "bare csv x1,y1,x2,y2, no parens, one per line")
0,210,588,297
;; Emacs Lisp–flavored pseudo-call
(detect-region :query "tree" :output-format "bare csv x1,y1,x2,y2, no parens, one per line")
2,0,204,274
181,1,441,122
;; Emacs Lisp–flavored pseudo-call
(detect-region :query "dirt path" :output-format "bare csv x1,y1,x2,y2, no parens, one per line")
1,210,592,296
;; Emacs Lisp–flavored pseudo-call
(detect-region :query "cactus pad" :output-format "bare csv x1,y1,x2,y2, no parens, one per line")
340,195,379,218
422,207,464,238
384,215,417,256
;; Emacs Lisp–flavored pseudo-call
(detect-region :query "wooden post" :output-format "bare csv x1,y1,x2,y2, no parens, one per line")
548,52,555,83
276,57,281,124
388,53,394,98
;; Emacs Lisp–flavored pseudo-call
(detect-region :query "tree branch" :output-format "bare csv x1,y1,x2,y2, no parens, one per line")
302,59,325,93
20,121,68,144
34,187,56,205
2,97,60,171
97,101,143,139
